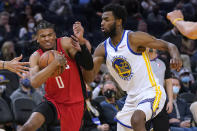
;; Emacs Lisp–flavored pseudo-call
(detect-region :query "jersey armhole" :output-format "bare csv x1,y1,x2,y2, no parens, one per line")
127,31,142,55
104,40,107,60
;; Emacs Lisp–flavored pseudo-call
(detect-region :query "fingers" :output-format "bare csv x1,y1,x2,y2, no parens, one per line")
170,58,182,71
16,69,29,78
18,62,30,66
21,66,30,70
14,54,23,61
17,72,24,78
73,22,82,30
71,35,79,43
55,53,67,66
73,21,84,33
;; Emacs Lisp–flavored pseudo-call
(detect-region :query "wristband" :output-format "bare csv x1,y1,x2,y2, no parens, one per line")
2,61,5,69
172,18,184,25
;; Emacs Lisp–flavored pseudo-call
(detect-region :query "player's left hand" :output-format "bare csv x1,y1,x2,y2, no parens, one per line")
166,101,173,114
73,21,85,44
167,10,184,24
71,35,81,52
170,57,182,71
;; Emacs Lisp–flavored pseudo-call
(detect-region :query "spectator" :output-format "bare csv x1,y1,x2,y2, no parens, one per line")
49,0,72,19
92,72,113,99
10,73,42,106
169,77,197,131
0,11,17,47
100,81,124,131
178,68,196,94
147,5,168,37
161,27,182,52
0,41,16,61
141,0,156,13
18,17,36,41
82,84,109,131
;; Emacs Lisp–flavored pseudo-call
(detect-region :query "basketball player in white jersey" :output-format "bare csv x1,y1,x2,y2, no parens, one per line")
80,4,182,131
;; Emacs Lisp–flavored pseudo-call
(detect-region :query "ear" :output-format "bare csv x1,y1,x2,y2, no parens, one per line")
116,19,122,26
34,35,39,43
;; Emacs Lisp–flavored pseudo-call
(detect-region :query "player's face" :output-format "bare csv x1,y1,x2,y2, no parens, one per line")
36,28,57,51
101,11,116,37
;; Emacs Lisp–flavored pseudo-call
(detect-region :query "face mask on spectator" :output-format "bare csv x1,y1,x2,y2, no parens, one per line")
104,89,116,98
181,76,190,83
28,23,35,29
173,86,180,94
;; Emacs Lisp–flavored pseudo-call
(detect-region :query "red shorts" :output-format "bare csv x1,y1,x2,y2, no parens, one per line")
58,101,84,131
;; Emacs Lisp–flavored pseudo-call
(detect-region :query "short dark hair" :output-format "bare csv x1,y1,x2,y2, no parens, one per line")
103,4,127,26
36,20,54,33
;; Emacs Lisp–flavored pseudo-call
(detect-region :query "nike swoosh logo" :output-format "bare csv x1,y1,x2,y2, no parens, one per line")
119,45,126,48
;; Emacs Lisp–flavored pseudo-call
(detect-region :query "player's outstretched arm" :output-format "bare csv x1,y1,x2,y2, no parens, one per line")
129,31,182,71
0,55,29,77
167,10,197,40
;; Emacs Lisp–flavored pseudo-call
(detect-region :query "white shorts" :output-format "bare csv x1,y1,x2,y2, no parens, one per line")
115,86,166,130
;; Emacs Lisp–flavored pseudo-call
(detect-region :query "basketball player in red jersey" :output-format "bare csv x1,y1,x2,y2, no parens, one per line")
19,20,93,131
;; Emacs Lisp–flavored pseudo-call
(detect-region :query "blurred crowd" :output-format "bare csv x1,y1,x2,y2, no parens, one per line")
0,0,197,131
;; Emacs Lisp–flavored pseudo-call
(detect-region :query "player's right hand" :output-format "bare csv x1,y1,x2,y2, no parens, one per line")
54,52,67,67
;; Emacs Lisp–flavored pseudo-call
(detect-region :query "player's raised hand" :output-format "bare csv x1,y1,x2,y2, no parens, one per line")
167,10,184,24
73,21,85,44
4,55,29,78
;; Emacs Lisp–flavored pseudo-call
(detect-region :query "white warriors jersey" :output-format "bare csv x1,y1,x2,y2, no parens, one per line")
104,30,163,96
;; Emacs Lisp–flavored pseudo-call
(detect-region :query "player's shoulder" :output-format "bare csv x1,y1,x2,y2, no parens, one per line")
60,36,72,44
94,41,105,57
96,41,105,51
61,36,71,41
128,31,148,38
31,51,40,58
29,51,40,65
59,36,73,51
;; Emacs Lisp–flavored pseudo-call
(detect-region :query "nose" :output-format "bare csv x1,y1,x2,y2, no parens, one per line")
101,20,104,27
45,36,49,41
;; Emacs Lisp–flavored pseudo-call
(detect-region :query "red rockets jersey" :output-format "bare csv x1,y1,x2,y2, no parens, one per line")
36,38,84,104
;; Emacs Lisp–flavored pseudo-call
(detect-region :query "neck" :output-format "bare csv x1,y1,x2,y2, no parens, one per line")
110,27,124,47
173,94,177,100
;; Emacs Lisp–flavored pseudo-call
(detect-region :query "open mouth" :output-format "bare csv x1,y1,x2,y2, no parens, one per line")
101,27,105,32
